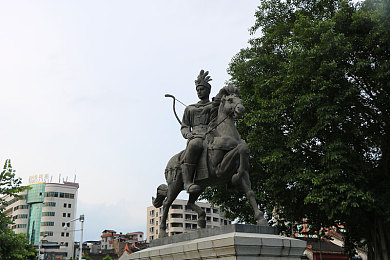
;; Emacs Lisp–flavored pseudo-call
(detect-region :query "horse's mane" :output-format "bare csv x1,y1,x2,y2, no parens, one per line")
207,85,239,140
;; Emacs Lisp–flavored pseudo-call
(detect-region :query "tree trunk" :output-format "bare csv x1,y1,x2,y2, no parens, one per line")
369,216,390,260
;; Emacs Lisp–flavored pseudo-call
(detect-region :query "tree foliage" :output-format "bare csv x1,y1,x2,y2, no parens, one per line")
82,253,92,260
202,0,390,258
0,231,36,260
103,255,113,260
0,160,36,259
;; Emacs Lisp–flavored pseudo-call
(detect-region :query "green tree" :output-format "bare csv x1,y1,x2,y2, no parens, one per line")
82,252,92,260
202,0,390,258
103,254,113,260
0,159,36,259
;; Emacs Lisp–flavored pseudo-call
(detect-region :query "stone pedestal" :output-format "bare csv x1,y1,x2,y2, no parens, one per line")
125,225,306,260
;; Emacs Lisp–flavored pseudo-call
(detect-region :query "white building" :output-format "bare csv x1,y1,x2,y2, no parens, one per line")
2,181,79,259
146,199,232,242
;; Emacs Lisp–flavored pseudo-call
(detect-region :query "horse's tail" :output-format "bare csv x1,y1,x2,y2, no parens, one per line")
152,184,168,208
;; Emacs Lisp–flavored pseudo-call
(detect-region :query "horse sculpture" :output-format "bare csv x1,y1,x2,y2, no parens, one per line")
153,85,267,238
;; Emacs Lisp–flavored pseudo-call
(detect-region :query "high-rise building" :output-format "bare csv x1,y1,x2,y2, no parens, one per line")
146,199,232,242
2,181,79,259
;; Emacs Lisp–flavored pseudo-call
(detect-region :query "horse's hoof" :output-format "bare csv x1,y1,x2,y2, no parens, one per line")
231,174,240,186
159,230,168,238
198,219,206,228
256,218,268,226
185,184,201,194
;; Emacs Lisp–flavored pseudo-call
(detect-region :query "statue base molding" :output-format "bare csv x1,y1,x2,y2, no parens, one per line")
124,224,306,260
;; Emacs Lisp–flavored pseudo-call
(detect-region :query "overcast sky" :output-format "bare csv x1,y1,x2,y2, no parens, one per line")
0,0,260,241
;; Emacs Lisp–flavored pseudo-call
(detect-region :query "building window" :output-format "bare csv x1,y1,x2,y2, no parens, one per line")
45,192,59,197
63,213,66,217
67,213,71,218
213,217,219,222
171,223,183,227
171,204,183,209
42,212,55,217
40,231,53,236
150,210,155,216
15,214,28,219
14,205,29,211
16,224,27,229
213,208,219,214
43,202,56,207
41,221,55,226
64,203,67,208
66,233,69,237
68,204,71,208
61,232,65,237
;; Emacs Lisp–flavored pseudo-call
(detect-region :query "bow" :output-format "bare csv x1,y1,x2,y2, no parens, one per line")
165,94,186,125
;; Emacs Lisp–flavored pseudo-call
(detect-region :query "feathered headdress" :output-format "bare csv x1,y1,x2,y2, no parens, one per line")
195,70,212,90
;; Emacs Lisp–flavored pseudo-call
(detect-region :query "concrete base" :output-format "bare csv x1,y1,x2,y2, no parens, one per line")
125,225,306,260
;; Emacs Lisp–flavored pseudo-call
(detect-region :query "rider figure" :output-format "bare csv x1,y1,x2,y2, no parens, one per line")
181,70,212,194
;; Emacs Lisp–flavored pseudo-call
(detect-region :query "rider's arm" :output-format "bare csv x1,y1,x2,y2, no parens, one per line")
181,107,191,139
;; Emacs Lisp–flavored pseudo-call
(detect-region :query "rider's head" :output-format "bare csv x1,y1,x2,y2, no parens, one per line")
195,70,211,100
196,85,210,100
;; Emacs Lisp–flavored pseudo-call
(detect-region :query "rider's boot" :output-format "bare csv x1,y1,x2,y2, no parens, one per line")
181,163,201,194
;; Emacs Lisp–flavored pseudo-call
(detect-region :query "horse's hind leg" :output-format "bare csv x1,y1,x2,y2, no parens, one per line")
187,189,206,228
240,172,268,226
160,183,182,238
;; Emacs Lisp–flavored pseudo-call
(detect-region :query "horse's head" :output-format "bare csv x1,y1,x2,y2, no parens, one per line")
218,85,245,119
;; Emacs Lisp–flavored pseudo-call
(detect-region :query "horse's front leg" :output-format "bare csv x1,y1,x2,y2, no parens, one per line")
186,189,206,228
240,172,268,226
231,142,249,186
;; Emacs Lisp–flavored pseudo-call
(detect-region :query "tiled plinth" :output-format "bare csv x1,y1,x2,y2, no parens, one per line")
125,225,306,260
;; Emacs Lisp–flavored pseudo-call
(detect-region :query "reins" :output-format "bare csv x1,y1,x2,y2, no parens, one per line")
204,105,235,137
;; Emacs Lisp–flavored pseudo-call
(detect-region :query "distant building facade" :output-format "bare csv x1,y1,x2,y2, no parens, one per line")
2,181,79,259
146,199,232,242
100,229,144,255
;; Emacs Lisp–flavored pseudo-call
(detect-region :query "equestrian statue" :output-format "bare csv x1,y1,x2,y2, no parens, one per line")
153,70,267,238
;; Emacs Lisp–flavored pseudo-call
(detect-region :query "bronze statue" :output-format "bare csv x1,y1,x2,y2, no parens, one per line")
181,70,212,194
153,70,267,238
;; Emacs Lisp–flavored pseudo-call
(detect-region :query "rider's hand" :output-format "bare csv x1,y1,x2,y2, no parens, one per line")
186,133,194,139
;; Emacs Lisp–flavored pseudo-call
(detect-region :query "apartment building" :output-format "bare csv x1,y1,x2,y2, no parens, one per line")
2,181,79,259
146,199,232,242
